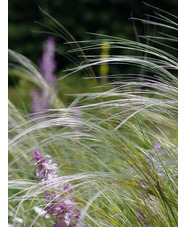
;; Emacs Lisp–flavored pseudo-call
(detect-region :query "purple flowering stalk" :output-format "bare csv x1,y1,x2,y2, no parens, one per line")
30,150,58,182
30,37,57,117
39,37,57,87
44,190,86,227
31,151,86,227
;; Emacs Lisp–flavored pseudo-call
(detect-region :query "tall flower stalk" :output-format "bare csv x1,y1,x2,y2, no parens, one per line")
30,37,57,117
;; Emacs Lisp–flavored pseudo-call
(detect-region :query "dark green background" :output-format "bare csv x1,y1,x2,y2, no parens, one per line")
8,0,177,112
9,0,177,66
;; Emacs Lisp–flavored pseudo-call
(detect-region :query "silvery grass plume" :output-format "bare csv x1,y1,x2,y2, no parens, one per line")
9,5,177,227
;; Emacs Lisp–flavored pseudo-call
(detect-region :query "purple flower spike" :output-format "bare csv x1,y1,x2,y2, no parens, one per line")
30,151,57,182
39,37,57,86
30,37,57,117
31,151,86,226
30,150,42,161
63,184,72,192
43,191,86,227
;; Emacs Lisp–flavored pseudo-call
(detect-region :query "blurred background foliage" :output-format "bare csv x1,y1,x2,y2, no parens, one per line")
9,0,177,66
8,0,177,111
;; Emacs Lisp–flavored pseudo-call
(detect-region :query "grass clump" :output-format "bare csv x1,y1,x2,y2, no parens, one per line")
8,6,177,227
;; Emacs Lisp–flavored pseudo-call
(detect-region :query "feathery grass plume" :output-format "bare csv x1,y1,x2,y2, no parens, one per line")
9,4,177,227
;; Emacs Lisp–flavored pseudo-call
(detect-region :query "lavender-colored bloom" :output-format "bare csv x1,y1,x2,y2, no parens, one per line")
30,150,58,182
62,184,72,193
30,37,57,116
31,151,86,226
44,191,85,227
39,37,57,86
147,142,167,156
154,142,161,151
31,150,42,160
